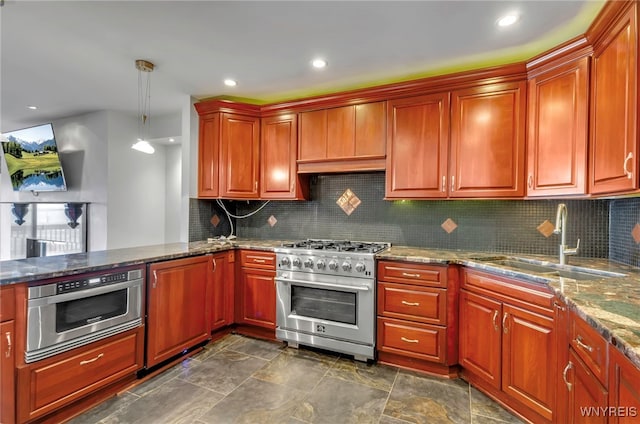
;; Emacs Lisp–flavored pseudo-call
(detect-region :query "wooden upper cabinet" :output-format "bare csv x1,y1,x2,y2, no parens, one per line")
385,93,450,199
298,102,386,173
198,113,220,198
220,113,261,199
450,81,527,197
527,56,589,197
590,3,638,194
261,114,308,200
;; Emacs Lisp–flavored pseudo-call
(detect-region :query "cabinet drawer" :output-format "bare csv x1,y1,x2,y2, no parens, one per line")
378,282,446,325
377,317,446,363
570,312,608,386
240,250,276,270
378,261,446,288
24,332,140,417
0,286,15,321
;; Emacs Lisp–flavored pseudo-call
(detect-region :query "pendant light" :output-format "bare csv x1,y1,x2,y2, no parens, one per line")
131,59,155,154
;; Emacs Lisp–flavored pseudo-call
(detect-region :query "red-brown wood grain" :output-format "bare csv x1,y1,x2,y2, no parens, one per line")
527,56,589,196
450,81,526,198
220,113,261,199
385,93,450,199
609,346,640,423
197,113,220,198
589,3,638,194
1,320,15,424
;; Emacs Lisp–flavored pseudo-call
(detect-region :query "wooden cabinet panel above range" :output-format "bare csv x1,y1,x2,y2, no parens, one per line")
297,101,386,173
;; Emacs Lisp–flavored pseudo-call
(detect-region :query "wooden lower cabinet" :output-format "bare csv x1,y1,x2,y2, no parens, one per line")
459,269,558,423
562,348,608,424
210,251,235,332
17,329,143,423
376,261,457,376
236,251,276,332
609,346,640,423
1,320,15,424
146,255,213,368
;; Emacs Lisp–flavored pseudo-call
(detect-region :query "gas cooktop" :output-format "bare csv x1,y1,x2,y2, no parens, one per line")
278,239,390,254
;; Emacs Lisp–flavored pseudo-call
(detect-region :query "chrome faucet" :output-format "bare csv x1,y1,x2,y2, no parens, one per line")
553,203,580,266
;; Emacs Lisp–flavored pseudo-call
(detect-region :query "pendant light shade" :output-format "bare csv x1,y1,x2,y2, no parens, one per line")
132,59,155,154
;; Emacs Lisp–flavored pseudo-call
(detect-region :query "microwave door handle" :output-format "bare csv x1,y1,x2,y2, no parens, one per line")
28,279,142,307
275,277,370,292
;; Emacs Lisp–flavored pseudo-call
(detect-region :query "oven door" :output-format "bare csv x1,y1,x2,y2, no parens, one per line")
26,279,143,362
275,273,374,345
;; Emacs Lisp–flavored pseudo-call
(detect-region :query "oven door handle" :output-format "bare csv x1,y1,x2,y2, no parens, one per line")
275,277,370,292
27,279,143,307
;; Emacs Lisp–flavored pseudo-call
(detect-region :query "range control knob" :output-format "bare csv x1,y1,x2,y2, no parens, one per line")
355,262,366,273
316,260,326,270
328,260,339,271
280,256,291,267
304,258,314,268
342,261,352,272
292,257,302,268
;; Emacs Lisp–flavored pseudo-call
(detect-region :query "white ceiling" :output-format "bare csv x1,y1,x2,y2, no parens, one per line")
1,0,604,134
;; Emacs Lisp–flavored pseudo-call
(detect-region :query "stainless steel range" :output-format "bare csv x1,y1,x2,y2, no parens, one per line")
274,239,390,361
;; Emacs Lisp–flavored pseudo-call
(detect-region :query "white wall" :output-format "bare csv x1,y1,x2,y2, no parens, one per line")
165,144,181,243
106,111,167,249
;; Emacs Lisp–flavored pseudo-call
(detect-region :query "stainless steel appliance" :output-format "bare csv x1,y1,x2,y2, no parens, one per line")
275,239,389,361
25,266,144,363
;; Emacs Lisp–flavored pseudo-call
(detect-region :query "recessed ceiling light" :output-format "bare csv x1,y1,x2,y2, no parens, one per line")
497,13,519,27
224,79,237,87
27,105,38,110
312,58,328,69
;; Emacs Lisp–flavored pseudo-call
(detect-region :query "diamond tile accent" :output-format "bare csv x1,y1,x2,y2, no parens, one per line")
336,189,361,216
210,214,221,227
632,223,640,244
441,218,458,234
267,215,277,227
537,220,555,238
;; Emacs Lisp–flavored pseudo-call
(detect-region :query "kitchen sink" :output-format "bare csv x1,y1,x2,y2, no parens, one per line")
486,258,626,280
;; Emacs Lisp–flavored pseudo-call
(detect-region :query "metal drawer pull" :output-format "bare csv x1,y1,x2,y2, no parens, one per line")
253,259,267,263
401,300,420,306
502,312,508,334
563,362,573,391
402,272,421,278
528,174,533,189
451,175,455,192
624,152,633,179
575,336,594,353
5,332,11,358
80,353,104,365
212,258,217,272
401,337,419,344
153,270,158,289
553,301,566,312
442,176,446,192
492,310,499,331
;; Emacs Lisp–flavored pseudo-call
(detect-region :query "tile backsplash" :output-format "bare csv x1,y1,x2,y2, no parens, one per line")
189,173,612,258
609,197,640,267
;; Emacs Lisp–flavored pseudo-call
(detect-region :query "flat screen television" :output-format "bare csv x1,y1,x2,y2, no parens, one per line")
1,123,67,192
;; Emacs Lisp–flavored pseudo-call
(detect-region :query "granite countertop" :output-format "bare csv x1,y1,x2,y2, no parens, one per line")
2,241,639,370
0,238,286,285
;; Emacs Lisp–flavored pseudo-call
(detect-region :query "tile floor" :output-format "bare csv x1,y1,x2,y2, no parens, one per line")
70,334,524,424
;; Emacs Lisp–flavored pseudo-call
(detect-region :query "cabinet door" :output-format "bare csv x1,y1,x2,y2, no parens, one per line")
220,113,260,198
459,290,502,390
590,4,638,194
240,268,276,329
327,106,355,159
147,256,212,367
502,303,556,421
210,253,227,332
198,113,220,198
609,346,640,423
527,57,589,196
450,81,526,197
1,320,14,424
261,114,308,200
299,109,327,161
386,93,450,198
355,102,386,157
562,349,608,424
